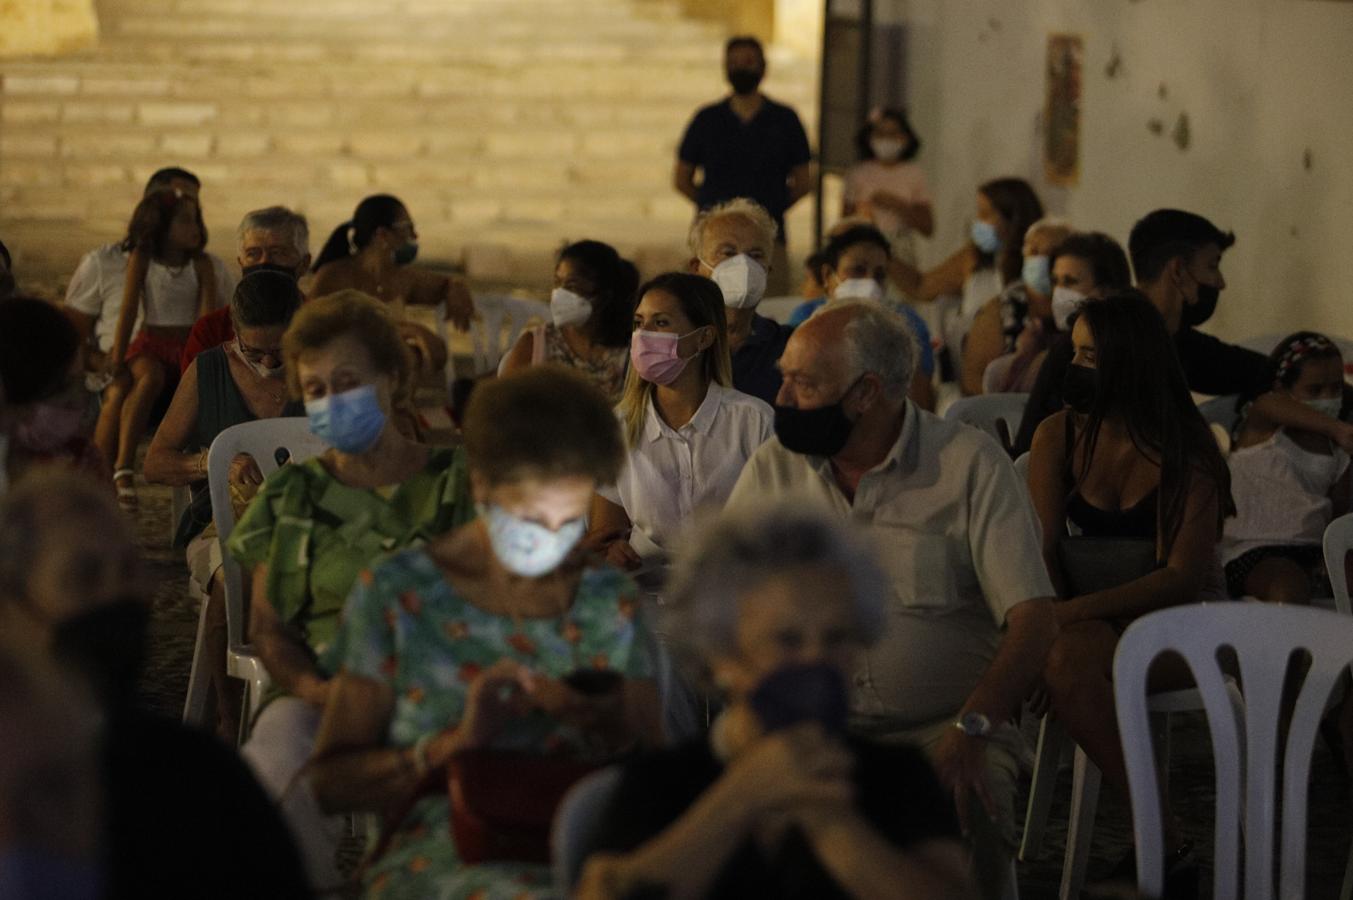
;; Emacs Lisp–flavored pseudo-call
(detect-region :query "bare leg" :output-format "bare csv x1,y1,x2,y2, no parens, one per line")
114,356,166,473
1243,555,1314,605
204,572,242,742
94,371,131,467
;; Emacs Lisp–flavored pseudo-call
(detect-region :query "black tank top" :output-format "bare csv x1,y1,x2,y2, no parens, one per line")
1062,416,1159,540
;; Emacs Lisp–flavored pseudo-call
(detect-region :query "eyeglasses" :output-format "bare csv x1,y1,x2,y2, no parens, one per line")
237,337,283,363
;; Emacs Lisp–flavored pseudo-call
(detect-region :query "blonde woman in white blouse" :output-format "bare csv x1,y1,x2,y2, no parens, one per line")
588,272,772,569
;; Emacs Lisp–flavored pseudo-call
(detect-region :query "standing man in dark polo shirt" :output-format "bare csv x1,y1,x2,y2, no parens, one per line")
675,35,812,298
688,198,793,406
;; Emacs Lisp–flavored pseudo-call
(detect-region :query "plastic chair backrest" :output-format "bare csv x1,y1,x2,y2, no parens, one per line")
438,294,548,385
943,393,1029,447
551,765,624,890
208,418,329,650
1324,512,1353,616
1197,394,1241,434
1114,603,1353,900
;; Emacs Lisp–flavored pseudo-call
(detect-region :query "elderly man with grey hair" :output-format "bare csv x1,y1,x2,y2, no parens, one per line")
179,205,311,373
686,197,794,406
725,300,1058,900
578,500,977,899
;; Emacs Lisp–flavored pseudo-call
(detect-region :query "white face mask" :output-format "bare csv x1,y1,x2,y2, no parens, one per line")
1051,285,1088,332
704,253,768,309
870,137,905,162
833,277,884,302
232,338,285,379
550,287,593,329
1303,396,1343,419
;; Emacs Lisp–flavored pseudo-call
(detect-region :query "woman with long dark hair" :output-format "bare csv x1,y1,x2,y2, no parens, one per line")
499,239,639,402
1028,289,1232,882
310,194,474,375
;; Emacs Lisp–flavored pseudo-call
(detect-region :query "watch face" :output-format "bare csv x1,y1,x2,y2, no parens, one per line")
960,712,991,736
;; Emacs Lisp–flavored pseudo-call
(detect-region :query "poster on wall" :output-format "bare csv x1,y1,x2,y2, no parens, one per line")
1044,34,1083,187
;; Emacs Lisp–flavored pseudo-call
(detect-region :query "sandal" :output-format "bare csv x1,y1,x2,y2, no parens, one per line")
113,468,138,512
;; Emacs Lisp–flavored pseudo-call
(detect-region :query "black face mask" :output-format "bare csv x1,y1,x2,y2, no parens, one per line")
1180,278,1220,329
241,261,300,281
727,68,764,95
749,663,849,735
773,378,862,458
1062,363,1098,415
51,599,149,706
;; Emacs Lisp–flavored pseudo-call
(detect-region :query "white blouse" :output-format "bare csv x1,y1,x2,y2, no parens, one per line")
599,382,773,562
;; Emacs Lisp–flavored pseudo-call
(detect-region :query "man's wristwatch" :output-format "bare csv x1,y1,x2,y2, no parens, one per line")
954,711,992,738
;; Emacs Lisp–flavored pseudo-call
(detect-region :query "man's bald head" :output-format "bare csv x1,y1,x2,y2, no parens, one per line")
777,301,917,413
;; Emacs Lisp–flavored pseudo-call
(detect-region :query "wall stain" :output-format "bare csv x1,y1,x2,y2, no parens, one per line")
1105,46,1122,78
1147,118,1164,136
1172,112,1191,150
1304,148,1313,171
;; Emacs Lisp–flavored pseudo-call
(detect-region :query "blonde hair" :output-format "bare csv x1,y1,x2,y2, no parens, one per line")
282,290,412,402
686,197,779,259
618,273,731,446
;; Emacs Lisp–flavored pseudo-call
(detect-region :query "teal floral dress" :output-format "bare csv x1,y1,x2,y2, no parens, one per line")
334,548,656,900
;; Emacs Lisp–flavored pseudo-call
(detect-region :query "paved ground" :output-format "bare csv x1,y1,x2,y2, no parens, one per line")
128,450,1353,899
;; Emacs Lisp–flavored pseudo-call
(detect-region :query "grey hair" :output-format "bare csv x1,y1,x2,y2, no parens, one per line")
662,501,889,663
235,206,310,258
686,197,779,260
820,299,917,397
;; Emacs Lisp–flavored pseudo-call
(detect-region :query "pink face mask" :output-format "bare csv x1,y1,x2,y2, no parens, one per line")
16,402,88,453
630,329,701,386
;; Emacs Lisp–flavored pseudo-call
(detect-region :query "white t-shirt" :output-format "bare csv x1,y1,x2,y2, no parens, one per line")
1222,428,1350,565
726,401,1055,727
64,243,236,352
843,159,932,241
599,382,773,562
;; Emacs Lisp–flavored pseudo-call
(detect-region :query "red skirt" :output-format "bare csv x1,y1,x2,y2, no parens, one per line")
126,330,187,369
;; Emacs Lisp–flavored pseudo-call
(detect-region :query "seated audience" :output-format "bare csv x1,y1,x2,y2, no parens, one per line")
1223,332,1350,603
500,239,638,402
963,217,1071,396
0,297,106,485
225,290,474,889
64,188,232,510
309,367,661,898
886,177,1043,383
687,197,793,405
726,301,1057,900
0,470,310,899
1029,291,1233,891
310,193,474,375
588,273,772,569
1007,232,1132,450
0,646,102,899
180,205,312,373
143,270,306,740
842,107,934,267
786,223,936,410
577,503,976,900
1021,209,1353,458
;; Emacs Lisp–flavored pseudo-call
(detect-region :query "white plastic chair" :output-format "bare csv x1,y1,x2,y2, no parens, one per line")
182,418,329,742
943,392,1028,450
1323,512,1353,616
436,294,548,386
1116,603,1353,899
551,765,625,892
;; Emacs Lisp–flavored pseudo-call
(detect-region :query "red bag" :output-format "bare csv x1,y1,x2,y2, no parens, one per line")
447,749,601,864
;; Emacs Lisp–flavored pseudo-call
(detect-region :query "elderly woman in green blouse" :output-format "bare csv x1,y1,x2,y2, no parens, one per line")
227,290,473,892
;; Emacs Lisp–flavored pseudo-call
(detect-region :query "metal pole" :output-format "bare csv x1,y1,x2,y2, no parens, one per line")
813,0,830,253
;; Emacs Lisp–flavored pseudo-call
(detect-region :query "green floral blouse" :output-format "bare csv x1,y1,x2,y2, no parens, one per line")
226,446,474,668
334,549,655,899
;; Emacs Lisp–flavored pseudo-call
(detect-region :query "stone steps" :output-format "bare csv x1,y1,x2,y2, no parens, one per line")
1,0,819,293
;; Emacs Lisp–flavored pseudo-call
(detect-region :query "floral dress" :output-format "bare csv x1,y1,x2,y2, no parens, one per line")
541,324,628,404
333,549,656,900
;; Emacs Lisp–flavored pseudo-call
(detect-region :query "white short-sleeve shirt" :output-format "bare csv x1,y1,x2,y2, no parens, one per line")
64,243,236,351
600,382,773,562
725,401,1055,726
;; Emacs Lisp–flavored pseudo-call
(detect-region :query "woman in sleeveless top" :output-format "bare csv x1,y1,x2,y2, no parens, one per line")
1026,290,1232,880
500,239,638,404
144,270,306,740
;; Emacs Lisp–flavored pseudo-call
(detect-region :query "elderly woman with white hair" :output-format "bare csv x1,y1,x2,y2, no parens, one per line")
687,197,794,406
576,502,976,900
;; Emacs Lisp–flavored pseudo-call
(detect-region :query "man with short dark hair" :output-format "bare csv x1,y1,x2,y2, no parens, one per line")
675,36,811,296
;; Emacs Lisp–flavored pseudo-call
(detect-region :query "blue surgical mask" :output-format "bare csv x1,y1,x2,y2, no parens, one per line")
970,220,1001,255
305,384,387,453
482,504,586,578
1022,255,1052,297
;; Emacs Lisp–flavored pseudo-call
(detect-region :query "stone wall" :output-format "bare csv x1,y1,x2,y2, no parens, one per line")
0,0,98,57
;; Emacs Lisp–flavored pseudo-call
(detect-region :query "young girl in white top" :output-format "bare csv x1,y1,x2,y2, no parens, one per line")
1223,332,1352,603
842,107,934,268
588,273,773,569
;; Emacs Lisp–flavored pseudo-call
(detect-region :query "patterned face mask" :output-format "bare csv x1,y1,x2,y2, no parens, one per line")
482,504,586,578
